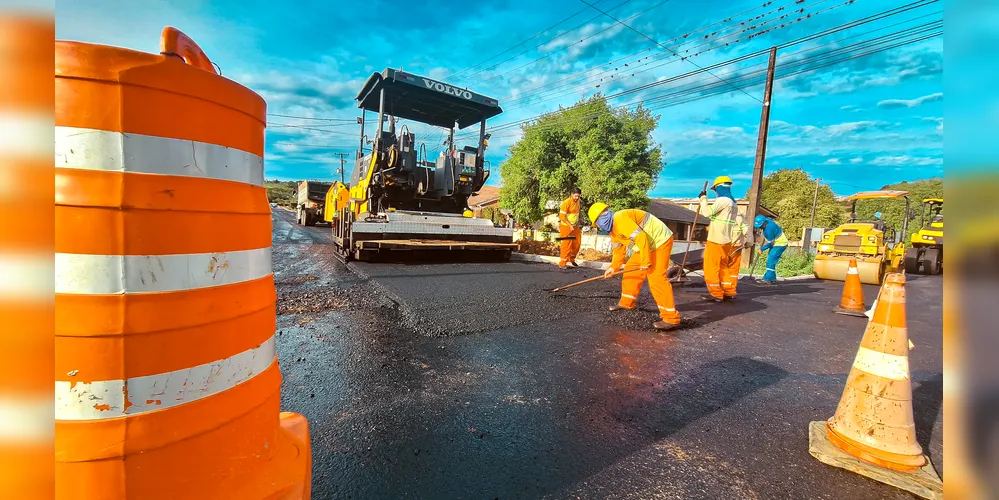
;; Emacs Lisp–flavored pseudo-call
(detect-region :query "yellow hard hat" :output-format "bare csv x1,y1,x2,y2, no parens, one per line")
588,202,609,224
711,175,733,189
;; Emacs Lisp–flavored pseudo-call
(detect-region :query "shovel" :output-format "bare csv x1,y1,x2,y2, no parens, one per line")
545,266,643,292
672,180,709,283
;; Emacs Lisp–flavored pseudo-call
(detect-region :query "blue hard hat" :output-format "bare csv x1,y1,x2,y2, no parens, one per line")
753,215,767,228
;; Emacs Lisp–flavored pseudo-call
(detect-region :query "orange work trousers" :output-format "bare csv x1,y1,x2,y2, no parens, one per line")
559,225,581,266
618,238,680,324
703,241,742,299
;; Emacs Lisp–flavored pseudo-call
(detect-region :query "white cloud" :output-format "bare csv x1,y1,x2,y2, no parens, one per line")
825,121,891,136
849,157,863,164
923,117,944,134
877,93,944,109
822,158,841,165
869,155,943,167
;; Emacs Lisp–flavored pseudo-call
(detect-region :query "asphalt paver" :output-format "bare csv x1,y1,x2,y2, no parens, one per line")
270,209,942,499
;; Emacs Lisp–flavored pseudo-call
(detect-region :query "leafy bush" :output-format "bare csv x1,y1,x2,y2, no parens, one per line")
742,247,814,277
774,248,815,277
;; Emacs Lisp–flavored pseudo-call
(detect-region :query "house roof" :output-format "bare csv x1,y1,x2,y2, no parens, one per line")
468,186,501,207
647,199,708,225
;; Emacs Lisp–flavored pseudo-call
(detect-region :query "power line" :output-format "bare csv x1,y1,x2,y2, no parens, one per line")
490,0,931,120
454,0,637,82
266,113,355,122
447,1,608,80
499,0,818,105
458,1,939,139
577,0,764,102
464,21,940,140
502,0,840,111
479,0,669,84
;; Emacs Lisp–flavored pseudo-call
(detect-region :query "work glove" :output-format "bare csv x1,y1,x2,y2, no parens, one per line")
698,190,707,199
603,267,617,279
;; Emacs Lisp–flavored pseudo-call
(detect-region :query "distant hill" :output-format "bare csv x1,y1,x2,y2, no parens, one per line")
265,180,298,207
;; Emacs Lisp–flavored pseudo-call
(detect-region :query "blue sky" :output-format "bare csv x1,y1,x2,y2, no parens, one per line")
55,0,942,197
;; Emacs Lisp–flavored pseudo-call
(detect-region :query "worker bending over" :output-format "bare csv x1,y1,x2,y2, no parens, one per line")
697,176,750,302
589,202,681,331
558,188,582,269
754,215,788,285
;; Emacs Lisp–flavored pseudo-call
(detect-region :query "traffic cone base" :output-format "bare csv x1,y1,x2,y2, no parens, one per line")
808,421,941,499
810,273,941,498
834,258,867,316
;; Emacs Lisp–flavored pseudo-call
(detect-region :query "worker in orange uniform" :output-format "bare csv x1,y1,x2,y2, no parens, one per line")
558,187,583,269
589,202,681,331
697,176,751,302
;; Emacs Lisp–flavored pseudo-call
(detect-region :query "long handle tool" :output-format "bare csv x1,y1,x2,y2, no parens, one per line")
672,181,709,283
545,266,642,292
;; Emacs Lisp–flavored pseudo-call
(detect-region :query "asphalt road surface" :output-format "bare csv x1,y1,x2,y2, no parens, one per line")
270,208,943,499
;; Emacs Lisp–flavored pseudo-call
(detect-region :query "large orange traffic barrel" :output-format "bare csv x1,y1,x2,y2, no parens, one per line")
55,27,311,499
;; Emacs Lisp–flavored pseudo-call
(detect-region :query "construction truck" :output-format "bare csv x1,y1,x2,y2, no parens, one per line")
297,179,332,226
326,68,516,262
904,197,943,274
813,190,910,285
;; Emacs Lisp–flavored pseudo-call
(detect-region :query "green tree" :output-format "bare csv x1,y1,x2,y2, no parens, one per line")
480,206,508,227
755,168,844,241
265,180,298,206
500,96,665,224
853,178,943,240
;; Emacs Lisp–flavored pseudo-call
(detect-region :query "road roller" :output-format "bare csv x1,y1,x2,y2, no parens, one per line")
904,197,943,275
813,190,910,285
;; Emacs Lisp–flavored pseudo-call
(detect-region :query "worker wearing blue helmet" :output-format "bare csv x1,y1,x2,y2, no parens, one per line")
754,215,788,284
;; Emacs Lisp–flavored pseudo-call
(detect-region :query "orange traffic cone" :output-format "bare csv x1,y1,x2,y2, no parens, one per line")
834,259,867,316
809,273,941,499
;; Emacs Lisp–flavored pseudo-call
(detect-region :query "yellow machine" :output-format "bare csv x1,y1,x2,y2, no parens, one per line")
323,181,350,223
328,68,516,262
813,190,910,285
904,197,943,274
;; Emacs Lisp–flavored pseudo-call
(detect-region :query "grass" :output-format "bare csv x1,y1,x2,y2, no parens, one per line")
741,247,815,277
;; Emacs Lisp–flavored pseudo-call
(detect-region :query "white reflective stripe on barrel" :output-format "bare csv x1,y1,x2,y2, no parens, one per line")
55,247,272,294
0,253,53,299
0,396,54,441
0,112,52,157
54,126,264,186
55,336,277,420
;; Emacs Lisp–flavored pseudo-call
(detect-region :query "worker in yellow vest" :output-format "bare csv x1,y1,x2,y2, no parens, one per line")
589,202,681,330
697,175,751,302
558,188,582,269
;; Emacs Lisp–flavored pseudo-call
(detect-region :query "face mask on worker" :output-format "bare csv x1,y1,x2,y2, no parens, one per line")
595,209,614,232
714,183,736,202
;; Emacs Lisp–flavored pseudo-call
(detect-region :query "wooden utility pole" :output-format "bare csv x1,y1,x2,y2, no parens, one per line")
334,152,349,183
809,177,821,228
743,46,778,266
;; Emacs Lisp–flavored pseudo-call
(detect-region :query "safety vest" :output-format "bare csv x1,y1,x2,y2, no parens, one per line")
699,196,738,244
772,231,789,247
613,209,673,251
560,198,581,227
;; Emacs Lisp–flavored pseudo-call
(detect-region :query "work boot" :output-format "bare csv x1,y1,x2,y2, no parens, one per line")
653,321,679,331
608,304,634,312
558,265,567,270
724,295,737,301
756,279,776,286
570,261,579,267
700,294,723,303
